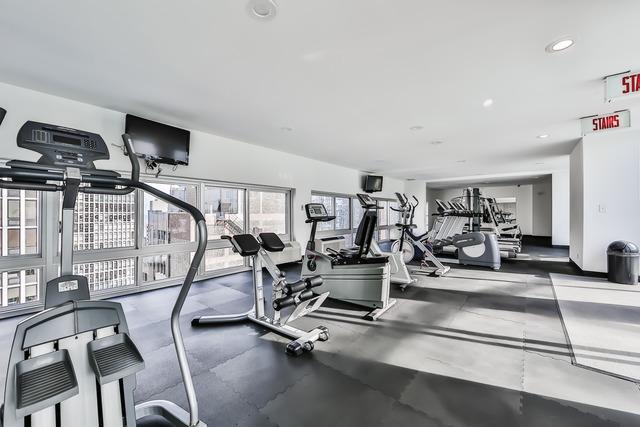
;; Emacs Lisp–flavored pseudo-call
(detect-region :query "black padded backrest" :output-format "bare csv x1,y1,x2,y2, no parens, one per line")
259,232,285,252
230,234,261,256
354,211,377,254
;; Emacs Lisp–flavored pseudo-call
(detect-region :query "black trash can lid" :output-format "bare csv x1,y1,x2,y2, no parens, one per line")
607,241,640,254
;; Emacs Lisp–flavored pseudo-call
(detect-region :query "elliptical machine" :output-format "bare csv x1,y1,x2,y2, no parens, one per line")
192,232,329,356
301,195,396,321
0,122,207,426
390,193,451,276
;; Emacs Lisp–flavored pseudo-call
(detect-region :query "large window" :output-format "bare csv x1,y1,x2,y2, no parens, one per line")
144,183,197,245
74,193,136,250
0,174,291,316
0,268,41,307
249,190,287,235
74,259,136,292
142,252,192,283
0,188,42,309
204,186,245,239
2,189,40,256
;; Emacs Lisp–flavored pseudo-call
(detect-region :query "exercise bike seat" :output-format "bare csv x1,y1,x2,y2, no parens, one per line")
223,234,261,256
338,247,361,257
259,232,285,252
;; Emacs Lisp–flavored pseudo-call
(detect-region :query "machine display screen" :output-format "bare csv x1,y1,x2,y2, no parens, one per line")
58,280,79,293
306,203,328,218
53,134,83,146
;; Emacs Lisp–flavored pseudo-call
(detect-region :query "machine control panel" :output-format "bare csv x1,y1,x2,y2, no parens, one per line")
17,121,110,169
356,193,379,209
305,203,335,221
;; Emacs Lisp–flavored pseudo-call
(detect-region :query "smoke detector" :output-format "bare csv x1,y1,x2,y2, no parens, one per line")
248,0,278,20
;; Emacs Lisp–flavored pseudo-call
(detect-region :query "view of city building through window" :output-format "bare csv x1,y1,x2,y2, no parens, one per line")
0,179,292,312
0,188,41,308
249,190,287,235
74,193,136,250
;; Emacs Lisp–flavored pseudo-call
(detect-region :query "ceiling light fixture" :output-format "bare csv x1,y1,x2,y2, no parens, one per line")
247,0,278,20
546,38,574,53
456,160,467,163
280,126,293,132
537,134,549,139
482,99,494,108
429,140,444,145
535,162,545,165
409,125,424,131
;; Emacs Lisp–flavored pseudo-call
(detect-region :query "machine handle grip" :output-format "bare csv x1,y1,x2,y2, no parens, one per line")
121,134,140,183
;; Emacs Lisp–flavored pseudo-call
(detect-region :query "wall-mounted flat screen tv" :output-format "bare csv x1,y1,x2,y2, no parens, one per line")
125,114,190,165
364,175,383,193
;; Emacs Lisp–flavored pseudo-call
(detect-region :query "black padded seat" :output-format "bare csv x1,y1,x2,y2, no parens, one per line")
136,415,176,427
259,232,285,252
230,234,261,256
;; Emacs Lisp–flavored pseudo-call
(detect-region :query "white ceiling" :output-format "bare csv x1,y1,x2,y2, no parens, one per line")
1,0,639,181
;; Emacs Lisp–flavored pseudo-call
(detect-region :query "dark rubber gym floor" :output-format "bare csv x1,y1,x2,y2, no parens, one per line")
1,240,639,426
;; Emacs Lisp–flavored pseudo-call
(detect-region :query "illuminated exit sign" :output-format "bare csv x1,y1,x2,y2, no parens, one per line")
605,70,640,101
580,110,630,136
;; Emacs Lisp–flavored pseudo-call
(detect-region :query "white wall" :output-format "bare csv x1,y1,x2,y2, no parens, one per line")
404,181,428,234
552,168,570,246
0,82,406,246
570,129,640,272
532,180,552,236
569,142,584,267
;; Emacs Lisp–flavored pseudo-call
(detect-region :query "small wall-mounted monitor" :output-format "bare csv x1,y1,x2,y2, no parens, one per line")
125,114,190,165
363,175,383,193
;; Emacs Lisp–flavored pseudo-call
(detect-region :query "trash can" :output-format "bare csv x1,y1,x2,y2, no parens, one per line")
607,241,639,285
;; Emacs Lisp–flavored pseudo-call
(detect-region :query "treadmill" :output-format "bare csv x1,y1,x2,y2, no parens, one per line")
0,121,207,427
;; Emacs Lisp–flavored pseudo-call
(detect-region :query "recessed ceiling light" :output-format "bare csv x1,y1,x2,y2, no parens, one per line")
429,140,444,145
280,126,293,132
535,162,545,165
537,134,549,139
482,99,494,108
456,160,467,163
546,38,574,53
247,0,278,20
409,125,424,131
406,178,416,181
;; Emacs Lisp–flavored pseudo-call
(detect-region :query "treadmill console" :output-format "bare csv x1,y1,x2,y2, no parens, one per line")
305,203,335,221
356,193,379,209
16,121,110,169
306,203,328,218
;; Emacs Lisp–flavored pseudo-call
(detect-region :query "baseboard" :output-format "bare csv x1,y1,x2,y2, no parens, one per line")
552,245,570,249
568,258,607,278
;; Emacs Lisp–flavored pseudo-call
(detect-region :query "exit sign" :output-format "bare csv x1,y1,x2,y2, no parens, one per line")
605,70,640,101
580,110,630,135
